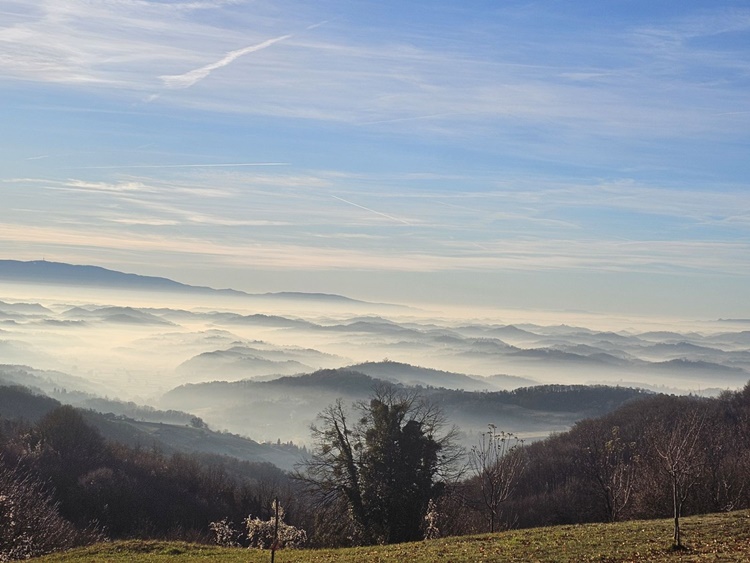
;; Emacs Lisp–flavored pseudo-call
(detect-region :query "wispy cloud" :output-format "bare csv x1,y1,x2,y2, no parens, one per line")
6,170,749,239
62,179,153,193
3,168,750,278
160,33,293,89
63,163,290,170
2,219,749,276
1,2,749,317
2,1,747,140
330,195,412,225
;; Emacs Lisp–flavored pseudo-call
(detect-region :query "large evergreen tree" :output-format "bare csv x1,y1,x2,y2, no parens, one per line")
296,384,460,545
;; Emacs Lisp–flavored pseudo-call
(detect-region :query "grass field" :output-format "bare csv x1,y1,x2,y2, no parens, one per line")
32,509,750,562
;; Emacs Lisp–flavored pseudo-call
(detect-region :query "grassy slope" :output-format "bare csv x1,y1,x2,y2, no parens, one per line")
33,510,750,563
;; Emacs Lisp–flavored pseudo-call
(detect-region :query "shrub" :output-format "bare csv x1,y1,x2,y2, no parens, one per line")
0,460,102,561
245,501,307,549
209,518,240,547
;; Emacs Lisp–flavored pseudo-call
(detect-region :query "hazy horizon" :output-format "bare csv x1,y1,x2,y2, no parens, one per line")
3,271,750,450
2,1,749,319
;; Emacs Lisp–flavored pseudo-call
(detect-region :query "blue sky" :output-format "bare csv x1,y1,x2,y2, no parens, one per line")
1,0,749,317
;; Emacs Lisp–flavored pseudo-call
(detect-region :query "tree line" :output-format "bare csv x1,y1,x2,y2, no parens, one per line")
0,389,298,559
2,381,750,558
450,385,750,549
294,382,750,549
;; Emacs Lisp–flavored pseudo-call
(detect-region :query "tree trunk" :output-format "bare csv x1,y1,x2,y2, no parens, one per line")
672,479,681,548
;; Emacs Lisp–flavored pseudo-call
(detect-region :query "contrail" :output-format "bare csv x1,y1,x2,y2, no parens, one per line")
306,20,329,31
62,162,289,170
358,113,451,126
331,195,411,225
161,34,292,89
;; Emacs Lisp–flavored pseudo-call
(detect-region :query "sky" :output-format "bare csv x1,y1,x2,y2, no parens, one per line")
1,0,749,318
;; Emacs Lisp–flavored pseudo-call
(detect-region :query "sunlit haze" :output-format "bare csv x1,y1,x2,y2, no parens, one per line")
1,1,749,318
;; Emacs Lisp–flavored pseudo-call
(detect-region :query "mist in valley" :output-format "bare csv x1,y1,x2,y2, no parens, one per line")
3,276,749,458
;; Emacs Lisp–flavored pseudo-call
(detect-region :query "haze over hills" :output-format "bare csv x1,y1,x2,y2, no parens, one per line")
159,368,649,445
1,259,749,467
0,259,385,307
3,1,749,554
345,360,535,391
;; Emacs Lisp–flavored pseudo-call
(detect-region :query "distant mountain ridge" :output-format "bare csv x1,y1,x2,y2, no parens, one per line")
0,259,372,305
0,259,210,291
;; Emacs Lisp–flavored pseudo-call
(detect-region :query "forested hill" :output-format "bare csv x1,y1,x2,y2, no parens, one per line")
169,368,648,412
498,384,651,412
0,385,301,469
161,370,650,446
0,388,294,558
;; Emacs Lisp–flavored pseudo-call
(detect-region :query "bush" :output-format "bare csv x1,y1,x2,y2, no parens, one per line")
0,460,102,561
245,501,307,549
209,518,240,547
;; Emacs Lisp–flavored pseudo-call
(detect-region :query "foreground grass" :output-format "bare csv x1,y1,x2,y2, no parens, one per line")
33,509,750,563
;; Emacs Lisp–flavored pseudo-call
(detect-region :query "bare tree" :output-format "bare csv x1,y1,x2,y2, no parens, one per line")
702,404,747,513
468,425,526,532
652,408,706,549
577,422,640,522
295,398,368,543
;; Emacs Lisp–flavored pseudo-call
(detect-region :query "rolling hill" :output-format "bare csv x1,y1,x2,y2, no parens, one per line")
160,368,649,446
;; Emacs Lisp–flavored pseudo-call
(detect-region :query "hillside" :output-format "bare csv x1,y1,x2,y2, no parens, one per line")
6,379,750,560
160,370,648,445
347,360,525,391
30,509,750,562
0,385,301,470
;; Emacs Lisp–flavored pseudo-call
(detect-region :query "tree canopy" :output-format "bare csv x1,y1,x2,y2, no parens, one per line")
296,384,461,545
